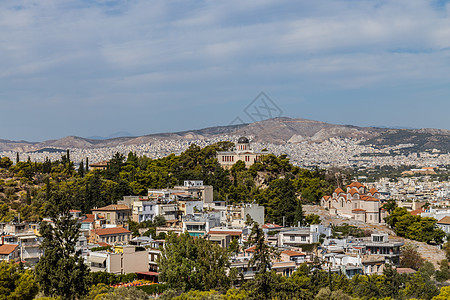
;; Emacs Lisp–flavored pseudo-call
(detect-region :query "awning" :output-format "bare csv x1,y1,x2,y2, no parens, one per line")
89,255,106,264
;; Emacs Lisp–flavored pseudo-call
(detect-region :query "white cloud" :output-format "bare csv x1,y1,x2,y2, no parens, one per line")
0,0,450,139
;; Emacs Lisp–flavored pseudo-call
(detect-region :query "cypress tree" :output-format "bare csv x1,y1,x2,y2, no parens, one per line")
16,152,19,164
85,157,89,172
45,177,51,201
78,160,84,177
294,199,304,227
26,187,31,205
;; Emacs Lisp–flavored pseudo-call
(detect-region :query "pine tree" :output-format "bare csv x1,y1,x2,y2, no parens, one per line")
246,220,279,274
35,189,89,299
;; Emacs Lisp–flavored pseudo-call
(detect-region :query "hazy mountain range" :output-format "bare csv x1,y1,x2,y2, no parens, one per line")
0,117,449,153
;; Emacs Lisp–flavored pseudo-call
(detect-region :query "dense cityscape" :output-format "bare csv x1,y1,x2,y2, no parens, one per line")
2,0,450,299
1,136,450,299
2,135,449,169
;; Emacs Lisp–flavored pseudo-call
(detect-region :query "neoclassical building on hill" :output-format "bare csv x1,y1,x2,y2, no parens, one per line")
216,137,269,169
320,182,387,224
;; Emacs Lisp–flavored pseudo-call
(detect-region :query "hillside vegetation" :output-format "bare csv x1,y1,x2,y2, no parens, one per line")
0,142,340,226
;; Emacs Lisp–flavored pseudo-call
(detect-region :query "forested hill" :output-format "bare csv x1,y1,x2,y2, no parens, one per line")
0,142,342,226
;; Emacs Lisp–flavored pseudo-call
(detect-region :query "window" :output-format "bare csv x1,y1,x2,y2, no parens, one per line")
290,236,295,242
301,236,307,241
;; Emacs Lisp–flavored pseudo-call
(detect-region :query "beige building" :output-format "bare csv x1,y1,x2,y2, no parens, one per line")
89,160,108,171
90,227,132,245
321,182,387,224
217,137,269,169
173,180,214,203
92,204,131,225
226,203,265,228
88,246,149,275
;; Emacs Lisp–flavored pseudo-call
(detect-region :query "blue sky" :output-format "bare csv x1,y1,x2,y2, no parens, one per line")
1,0,450,141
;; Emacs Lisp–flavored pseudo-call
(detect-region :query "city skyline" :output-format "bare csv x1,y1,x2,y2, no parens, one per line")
1,0,450,141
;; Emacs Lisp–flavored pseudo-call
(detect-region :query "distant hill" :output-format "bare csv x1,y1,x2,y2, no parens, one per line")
361,128,450,152
87,131,134,140
0,118,448,153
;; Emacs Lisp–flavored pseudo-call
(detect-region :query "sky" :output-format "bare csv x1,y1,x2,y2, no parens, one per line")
1,0,450,141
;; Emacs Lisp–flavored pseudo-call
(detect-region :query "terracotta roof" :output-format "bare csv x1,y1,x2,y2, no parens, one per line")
97,242,110,247
334,188,345,195
92,227,131,236
262,223,283,229
359,195,379,202
347,182,364,189
281,250,306,257
348,189,359,196
396,268,416,274
0,244,18,255
438,216,450,225
69,209,81,213
410,208,424,216
166,219,179,223
323,196,331,200
92,204,130,211
208,230,242,236
245,246,256,253
136,271,159,276
369,188,379,195
82,214,103,223
90,160,109,167
352,209,366,212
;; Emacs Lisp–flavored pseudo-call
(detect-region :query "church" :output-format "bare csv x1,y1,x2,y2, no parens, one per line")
216,137,269,169
320,182,387,224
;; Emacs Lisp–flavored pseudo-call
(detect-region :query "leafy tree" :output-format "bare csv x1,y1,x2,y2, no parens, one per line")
433,286,450,300
400,243,424,270
83,283,111,300
435,259,450,282
0,156,13,169
401,270,439,300
105,152,125,180
419,261,436,278
158,232,231,292
382,199,397,214
0,261,39,300
154,215,167,227
93,287,148,299
386,207,445,244
35,189,90,299
315,287,351,300
243,271,284,300
443,242,450,261
380,264,403,299
304,214,321,225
